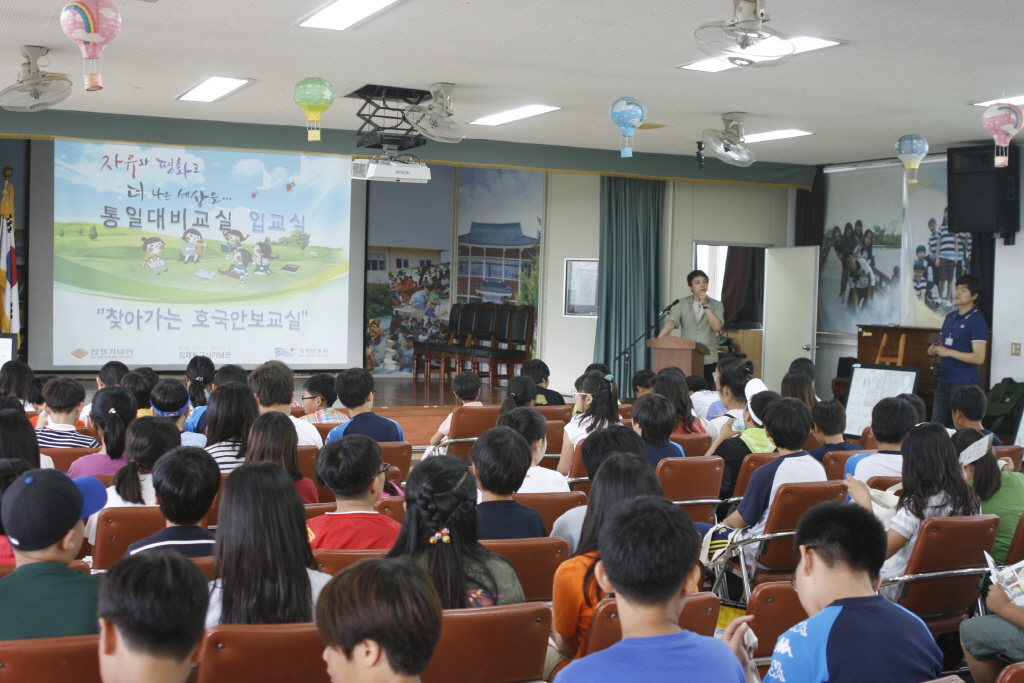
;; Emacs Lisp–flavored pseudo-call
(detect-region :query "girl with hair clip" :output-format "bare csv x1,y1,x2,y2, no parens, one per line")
386,455,524,609
497,407,569,494
207,462,332,627
654,367,707,435
0,408,50,468
781,369,819,409
0,360,34,410
558,371,620,475
548,453,663,677
185,355,216,410
203,382,259,473
846,422,978,600
954,429,1024,565
84,416,180,545
498,376,538,417
245,411,318,505
68,386,137,478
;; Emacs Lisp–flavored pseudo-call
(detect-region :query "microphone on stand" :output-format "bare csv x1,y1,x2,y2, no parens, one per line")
660,299,680,315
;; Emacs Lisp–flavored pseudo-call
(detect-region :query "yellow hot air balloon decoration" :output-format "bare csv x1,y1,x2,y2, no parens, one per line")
293,77,334,141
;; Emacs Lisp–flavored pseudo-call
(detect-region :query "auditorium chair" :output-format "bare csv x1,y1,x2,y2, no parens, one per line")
313,548,388,576
513,491,587,535
1004,515,1024,566
745,582,809,677
720,452,780,508
566,439,589,494
446,405,502,461
881,514,999,635
420,602,551,683
580,592,720,657
475,305,535,387
92,506,171,571
669,433,714,457
823,449,874,480
998,662,1024,683
296,445,332,503
617,403,633,420
544,419,565,456
189,556,215,580
194,623,330,683
304,502,337,519
866,476,902,494
379,441,413,483
481,537,569,602
206,473,229,527
803,432,819,453
374,495,405,524
859,426,878,449
312,422,336,443
40,447,99,473
535,405,572,423
655,456,724,525
289,405,306,419
994,445,1024,472
0,634,101,683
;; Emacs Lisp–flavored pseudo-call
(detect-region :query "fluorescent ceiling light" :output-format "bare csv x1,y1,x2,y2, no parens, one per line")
743,129,813,143
301,0,400,30
973,95,1024,107
178,77,252,102
680,35,840,72
469,105,560,126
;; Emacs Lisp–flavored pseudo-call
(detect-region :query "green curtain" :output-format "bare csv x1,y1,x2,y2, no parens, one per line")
594,176,665,395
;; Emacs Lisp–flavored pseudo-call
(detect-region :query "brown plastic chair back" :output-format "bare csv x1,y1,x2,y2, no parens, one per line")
859,426,878,449
289,405,307,419
823,449,874,480
304,502,337,519
194,623,330,683
757,481,847,569
656,456,724,524
746,582,809,662
866,476,903,494
568,438,587,478
581,592,720,656
207,473,229,527
374,496,405,524
92,506,169,570
895,514,999,634
481,537,569,602
998,662,1024,683
313,548,389,576
448,406,503,460
40,447,99,473
535,405,572,423
379,441,413,482
0,634,101,683
420,603,551,683
669,433,714,457
545,420,565,454
312,422,336,442
295,445,333,503
75,425,96,439
189,556,215,580
803,433,819,452
995,445,1024,472
94,475,114,488
512,491,587,535
1005,514,1024,565
732,453,780,498
617,403,633,420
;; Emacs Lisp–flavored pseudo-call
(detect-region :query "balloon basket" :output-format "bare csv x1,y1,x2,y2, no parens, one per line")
905,179,918,184
620,147,633,158
996,155,1009,168
83,73,103,92
307,129,321,142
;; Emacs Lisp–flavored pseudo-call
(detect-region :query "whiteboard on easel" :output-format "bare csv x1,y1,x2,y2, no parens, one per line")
843,364,920,440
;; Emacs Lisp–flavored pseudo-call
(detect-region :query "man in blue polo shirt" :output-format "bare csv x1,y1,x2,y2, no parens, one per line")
928,274,989,427
326,368,403,444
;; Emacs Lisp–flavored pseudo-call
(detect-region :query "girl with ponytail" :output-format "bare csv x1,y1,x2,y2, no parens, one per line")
557,370,620,475
387,456,524,609
498,376,538,418
185,355,216,408
68,386,138,478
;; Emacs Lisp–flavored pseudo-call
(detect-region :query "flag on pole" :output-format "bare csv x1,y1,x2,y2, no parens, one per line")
0,179,19,349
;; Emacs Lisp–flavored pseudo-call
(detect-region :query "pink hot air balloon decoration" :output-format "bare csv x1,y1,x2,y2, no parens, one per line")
61,0,122,92
981,103,1024,168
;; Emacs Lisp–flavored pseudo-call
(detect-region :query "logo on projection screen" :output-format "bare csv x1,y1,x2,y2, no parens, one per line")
274,347,296,358
71,348,89,359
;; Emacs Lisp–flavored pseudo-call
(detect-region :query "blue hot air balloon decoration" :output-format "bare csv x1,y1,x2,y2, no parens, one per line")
894,134,929,184
609,97,649,158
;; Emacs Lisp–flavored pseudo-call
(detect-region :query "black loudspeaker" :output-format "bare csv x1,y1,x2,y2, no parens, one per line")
947,145,1019,238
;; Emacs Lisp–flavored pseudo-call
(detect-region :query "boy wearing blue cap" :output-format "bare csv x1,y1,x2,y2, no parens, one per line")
0,468,108,640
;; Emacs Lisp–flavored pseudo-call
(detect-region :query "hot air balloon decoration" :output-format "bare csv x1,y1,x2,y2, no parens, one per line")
981,103,1024,168
60,0,122,92
293,77,335,142
609,97,648,158
894,134,929,184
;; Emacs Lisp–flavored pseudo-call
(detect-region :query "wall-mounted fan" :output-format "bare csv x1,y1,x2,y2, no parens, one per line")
694,0,794,68
403,82,465,144
702,113,755,167
0,46,72,113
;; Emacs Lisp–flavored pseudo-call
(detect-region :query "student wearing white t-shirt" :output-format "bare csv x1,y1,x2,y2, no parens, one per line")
843,396,918,483
498,407,569,495
558,371,620,475
248,361,323,448
705,364,748,440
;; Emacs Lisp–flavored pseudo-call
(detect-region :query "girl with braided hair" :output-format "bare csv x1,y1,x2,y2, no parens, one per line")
387,456,524,609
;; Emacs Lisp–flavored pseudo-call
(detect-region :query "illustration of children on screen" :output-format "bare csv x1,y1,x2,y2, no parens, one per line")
222,229,249,260
220,248,252,283
252,239,279,276
180,228,206,264
141,237,168,274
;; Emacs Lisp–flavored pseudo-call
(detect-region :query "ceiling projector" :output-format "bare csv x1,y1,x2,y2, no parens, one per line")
352,158,431,183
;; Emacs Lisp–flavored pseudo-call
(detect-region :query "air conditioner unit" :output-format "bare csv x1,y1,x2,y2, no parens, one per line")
352,158,431,183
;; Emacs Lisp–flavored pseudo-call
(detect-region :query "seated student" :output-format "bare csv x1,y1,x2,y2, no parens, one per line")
843,396,917,482
781,369,818,410
0,360,33,412
35,378,99,448
308,435,402,550
521,358,566,406
705,362,749,439
498,375,538,417
429,371,483,448
559,371,620,475
206,462,332,627
846,423,978,600
0,469,107,640
0,409,53,469
249,361,323,448
471,427,546,540
85,417,181,546
184,362,245,434
631,393,685,468
760,501,942,683
80,361,130,427
954,429,1024,565
497,407,570,494
327,369,404,444
704,356,752,422
203,382,259,473
184,354,216,423
631,369,657,397
551,426,645,553
68,387,138,478
549,454,662,676
696,398,826,569
317,558,442,683
686,374,720,420
150,379,207,447
952,384,1004,444
121,371,157,418
555,496,746,683
245,411,318,504
897,392,928,424
655,368,706,435
97,552,209,683
300,373,348,424
387,455,524,608
709,385,782,498
0,459,31,564
807,399,860,462
25,374,58,427
963,569,1024,683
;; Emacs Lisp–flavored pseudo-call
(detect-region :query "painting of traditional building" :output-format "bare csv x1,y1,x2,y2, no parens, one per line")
457,221,539,303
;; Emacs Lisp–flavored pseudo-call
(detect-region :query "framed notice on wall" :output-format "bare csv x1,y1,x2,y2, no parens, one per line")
564,258,598,317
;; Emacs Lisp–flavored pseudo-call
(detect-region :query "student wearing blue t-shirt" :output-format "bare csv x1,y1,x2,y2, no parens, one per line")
326,369,403,444
556,496,748,683
807,400,860,462
761,501,942,683
928,274,989,428
630,393,684,469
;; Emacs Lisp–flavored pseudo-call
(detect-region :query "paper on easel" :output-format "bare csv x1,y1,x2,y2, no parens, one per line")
986,550,1024,606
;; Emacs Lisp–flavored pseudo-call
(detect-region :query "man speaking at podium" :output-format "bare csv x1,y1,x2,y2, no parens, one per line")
657,269,724,385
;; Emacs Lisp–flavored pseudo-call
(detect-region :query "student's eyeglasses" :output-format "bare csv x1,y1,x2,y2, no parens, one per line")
301,395,317,401
379,462,392,476
572,391,591,398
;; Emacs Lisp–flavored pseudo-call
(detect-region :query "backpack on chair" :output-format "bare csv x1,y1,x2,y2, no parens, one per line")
983,378,1024,439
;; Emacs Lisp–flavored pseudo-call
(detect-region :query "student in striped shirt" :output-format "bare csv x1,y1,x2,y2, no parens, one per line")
202,383,258,473
35,379,99,449
936,212,960,303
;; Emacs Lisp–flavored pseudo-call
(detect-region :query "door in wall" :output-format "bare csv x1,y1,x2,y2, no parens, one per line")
762,246,819,392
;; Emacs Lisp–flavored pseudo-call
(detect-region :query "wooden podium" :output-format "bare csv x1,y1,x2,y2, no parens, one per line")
647,338,709,376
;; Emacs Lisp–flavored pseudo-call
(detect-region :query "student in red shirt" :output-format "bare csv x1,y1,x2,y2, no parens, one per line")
307,435,401,550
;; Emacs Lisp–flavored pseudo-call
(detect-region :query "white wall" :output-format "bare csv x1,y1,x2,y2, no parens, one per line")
990,167,1024,383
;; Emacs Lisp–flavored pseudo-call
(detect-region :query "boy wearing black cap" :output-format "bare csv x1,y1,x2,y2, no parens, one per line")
0,469,108,640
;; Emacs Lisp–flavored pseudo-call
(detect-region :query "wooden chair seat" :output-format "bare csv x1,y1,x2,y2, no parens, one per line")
92,506,170,570
0,634,101,683
313,548,389,576
746,582,809,676
656,456,724,525
481,537,569,602
194,623,330,683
